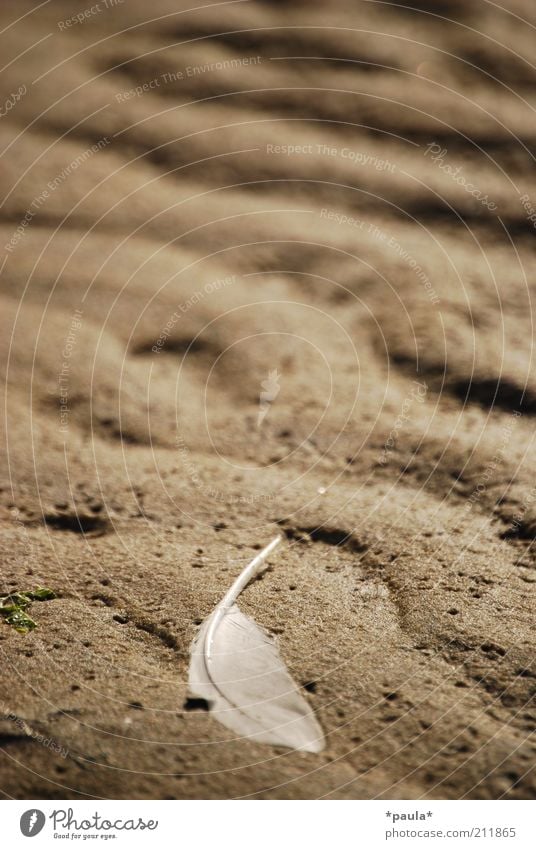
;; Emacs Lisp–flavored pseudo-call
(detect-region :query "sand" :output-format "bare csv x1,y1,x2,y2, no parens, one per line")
0,0,535,799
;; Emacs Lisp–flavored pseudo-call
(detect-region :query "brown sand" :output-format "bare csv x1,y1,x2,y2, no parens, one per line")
0,0,535,799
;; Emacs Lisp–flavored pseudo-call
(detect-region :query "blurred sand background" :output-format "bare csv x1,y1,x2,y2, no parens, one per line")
0,0,535,799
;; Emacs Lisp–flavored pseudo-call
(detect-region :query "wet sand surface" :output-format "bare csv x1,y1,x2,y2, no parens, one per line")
0,0,535,799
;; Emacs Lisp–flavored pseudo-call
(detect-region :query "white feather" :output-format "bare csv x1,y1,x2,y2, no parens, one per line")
188,536,325,753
